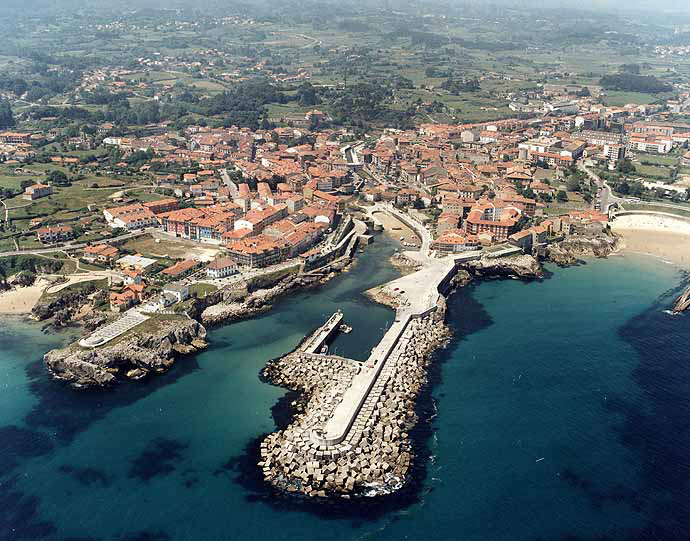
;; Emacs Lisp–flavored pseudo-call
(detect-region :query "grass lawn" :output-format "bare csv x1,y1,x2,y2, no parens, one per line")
0,237,17,251
635,153,679,167
41,278,108,302
634,164,673,179
122,236,195,259
188,283,218,298
602,91,666,106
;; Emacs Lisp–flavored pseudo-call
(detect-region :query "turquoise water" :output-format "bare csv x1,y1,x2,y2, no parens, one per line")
1,243,689,540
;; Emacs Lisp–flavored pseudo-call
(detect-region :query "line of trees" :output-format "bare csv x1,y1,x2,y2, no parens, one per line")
600,73,671,94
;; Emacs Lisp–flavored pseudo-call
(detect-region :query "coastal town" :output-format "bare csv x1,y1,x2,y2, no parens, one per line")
1,1,690,509
3,102,690,324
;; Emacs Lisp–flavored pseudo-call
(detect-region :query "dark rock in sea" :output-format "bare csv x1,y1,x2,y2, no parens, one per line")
672,282,690,313
128,438,188,482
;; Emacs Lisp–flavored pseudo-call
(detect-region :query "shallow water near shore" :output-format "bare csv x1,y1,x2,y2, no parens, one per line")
1,242,690,540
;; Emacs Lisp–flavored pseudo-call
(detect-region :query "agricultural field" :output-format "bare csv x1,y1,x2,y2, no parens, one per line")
120,235,222,262
634,164,674,179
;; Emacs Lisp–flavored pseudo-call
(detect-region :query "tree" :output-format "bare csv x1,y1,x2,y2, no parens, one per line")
617,158,636,174
600,73,671,94
0,100,15,129
47,170,70,186
565,176,581,192
556,190,568,202
296,83,319,107
617,181,630,195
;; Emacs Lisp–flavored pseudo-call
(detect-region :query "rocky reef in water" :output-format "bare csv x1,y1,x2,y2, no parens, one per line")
44,318,207,388
672,283,690,313
544,232,619,267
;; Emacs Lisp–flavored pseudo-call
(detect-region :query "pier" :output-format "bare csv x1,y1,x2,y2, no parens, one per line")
302,310,344,354
259,206,491,496
313,257,457,446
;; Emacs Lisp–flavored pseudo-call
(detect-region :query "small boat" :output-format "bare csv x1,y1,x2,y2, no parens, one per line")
339,324,352,334
320,345,329,354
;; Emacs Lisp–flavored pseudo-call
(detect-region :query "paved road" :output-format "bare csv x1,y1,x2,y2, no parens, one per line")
0,229,152,258
578,163,625,212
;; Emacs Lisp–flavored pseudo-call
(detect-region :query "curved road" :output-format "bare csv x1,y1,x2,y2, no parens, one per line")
0,229,153,258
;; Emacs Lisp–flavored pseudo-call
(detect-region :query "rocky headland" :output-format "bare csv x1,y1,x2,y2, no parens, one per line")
544,232,620,267
461,254,543,280
44,317,207,388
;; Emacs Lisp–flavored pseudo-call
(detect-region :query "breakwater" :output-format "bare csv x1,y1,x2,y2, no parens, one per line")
259,249,461,497
259,307,450,497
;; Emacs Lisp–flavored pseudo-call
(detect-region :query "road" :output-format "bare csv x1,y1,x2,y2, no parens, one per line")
578,163,625,212
0,229,152,258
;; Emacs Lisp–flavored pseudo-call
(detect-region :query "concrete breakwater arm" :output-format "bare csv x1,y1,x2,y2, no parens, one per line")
259,256,460,498
314,313,412,446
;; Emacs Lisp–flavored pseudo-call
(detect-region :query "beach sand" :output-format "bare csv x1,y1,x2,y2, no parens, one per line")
371,211,421,247
0,278,51,315
611,215,690,269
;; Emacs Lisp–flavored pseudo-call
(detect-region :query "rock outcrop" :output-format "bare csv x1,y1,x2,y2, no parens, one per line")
672,283,690,313
390,252,422,272
201,274,324,326
462,254,542,280
44,318,207,388
545,233,619,267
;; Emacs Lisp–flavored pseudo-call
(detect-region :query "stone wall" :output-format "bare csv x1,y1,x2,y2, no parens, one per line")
259,310,449,498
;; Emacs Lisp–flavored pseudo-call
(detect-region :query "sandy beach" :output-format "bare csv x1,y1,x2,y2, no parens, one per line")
610,214,690,269
0,278,52,315
371,210,421,247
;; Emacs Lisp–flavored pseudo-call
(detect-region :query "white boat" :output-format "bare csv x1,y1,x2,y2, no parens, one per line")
339,324,352,334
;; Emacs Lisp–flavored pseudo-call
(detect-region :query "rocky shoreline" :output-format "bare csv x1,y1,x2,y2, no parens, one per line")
672,282,690,313
201,273,331,327
257,300,450,499
544,232,620,267
41,248,358,388
44,317,208,388
461,254,543,280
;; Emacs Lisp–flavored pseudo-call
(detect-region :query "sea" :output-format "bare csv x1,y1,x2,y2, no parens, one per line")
1,237,689,541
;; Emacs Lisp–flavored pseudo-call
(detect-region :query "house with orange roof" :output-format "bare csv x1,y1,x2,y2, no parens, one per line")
104,203,158,230
431,229,481,254
83,244,119,264
226,235,290,268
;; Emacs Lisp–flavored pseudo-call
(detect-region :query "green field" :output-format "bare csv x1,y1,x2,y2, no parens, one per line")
624,204,690,219
635,164,673,178
188,283,218,297
635,153,679,167
602,91,666,106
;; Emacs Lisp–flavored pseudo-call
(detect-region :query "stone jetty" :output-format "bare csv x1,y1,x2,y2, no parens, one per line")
259,308,449,497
